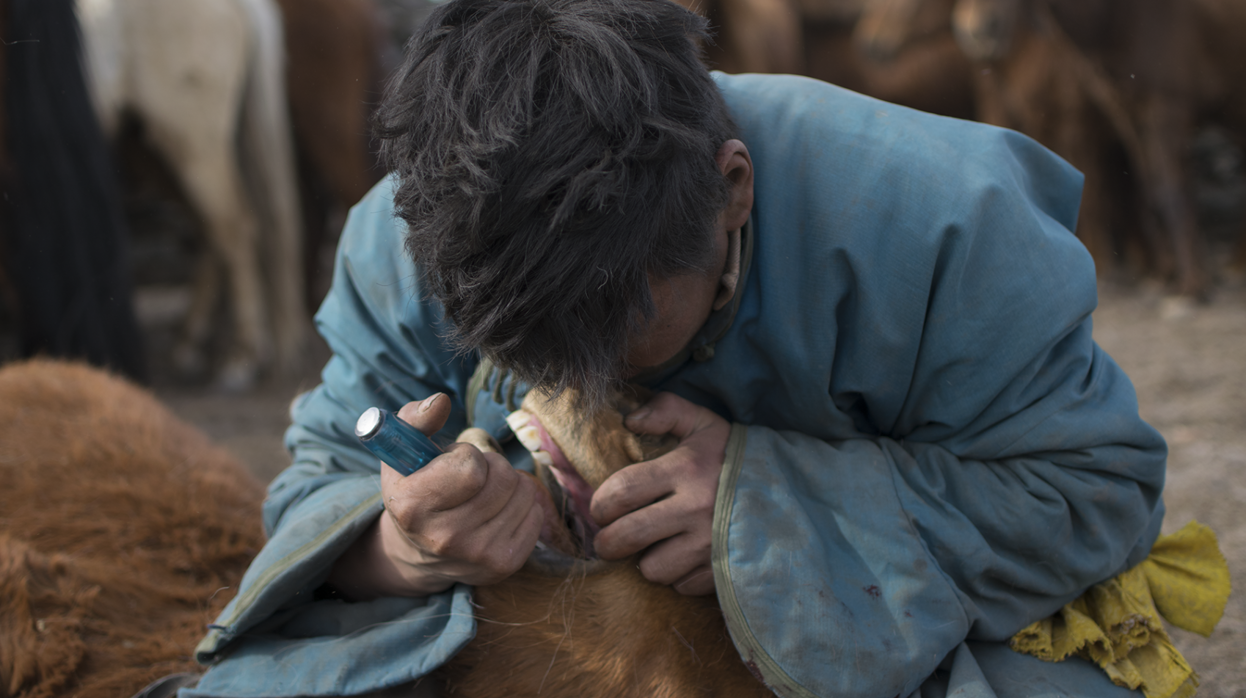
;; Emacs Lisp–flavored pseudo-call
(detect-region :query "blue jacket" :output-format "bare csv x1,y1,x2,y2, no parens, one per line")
188,73,1164,698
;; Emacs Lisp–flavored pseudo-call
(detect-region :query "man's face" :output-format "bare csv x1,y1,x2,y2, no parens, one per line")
625,226,730,372
624,139,754,375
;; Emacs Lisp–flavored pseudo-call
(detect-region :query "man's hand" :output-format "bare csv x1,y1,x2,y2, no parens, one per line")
328,393,547,599
590,392,730,596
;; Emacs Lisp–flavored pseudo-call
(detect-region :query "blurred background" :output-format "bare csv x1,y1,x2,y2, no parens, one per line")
1,0,1243,693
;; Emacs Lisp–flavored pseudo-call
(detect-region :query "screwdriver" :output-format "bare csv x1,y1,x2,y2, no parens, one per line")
355,406,444,476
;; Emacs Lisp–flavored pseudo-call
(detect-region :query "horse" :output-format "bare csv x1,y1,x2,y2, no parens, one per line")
673,0,805,75
942,0,1139,274
273,0,387,311
951,0,1246,298
77,0,309,390
671,0,975,120
0,359,767,697
436,387,772,698
0,359,265,697
841,0,975,119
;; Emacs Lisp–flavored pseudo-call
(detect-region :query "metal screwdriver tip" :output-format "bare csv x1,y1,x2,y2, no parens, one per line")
355,406,382,439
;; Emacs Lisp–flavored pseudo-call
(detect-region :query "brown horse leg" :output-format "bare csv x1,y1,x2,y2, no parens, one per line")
1048,71,1120,273
1233,225,1246,272
281,0,381,208
1136,95,1206,298
279,0,384,310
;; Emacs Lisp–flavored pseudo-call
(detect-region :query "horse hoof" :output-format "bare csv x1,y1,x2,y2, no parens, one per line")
214,359,261,393
172,343,209,379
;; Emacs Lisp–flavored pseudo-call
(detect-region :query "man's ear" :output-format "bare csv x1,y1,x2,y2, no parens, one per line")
716,139,754,232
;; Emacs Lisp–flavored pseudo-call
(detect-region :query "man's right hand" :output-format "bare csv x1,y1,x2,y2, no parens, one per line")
327,393,547,599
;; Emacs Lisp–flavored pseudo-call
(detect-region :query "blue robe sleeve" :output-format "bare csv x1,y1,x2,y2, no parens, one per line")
700,74,1167,698
188,177,480,698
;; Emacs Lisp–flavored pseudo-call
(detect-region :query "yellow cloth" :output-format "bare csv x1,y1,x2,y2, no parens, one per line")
1010,521,1230,698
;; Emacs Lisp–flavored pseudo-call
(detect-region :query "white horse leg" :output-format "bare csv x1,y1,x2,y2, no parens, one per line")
75,0,126,138
236,0,309,375
125,0,274,390
178,144,274,390
170,140,273,390
171,251,224,378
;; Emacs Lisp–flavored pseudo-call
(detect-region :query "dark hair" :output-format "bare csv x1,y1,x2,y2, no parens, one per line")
376,0,735,407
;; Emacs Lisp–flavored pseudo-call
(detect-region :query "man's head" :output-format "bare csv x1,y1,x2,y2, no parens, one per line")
376,0,750,408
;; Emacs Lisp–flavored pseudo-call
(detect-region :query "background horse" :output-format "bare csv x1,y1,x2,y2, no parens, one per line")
439,388,771,698
677,0,977,120
951,0,1246,298
0,362,764,697
275,0,387,311
78,0,308,390
842,0,975,118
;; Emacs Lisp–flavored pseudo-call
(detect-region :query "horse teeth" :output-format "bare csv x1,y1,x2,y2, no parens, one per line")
506,410,545,452
516,426,544,453
504,408,554,468
504,409,532,432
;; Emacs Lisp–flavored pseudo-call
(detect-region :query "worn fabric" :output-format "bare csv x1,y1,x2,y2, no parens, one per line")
187,73,1165,698
1010,521,1229,698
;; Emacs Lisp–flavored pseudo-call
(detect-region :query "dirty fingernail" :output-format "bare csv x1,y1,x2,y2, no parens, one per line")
420,393,442,413
626,407,650,423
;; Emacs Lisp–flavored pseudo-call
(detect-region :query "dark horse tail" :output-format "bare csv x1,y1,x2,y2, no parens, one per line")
1,0,146,381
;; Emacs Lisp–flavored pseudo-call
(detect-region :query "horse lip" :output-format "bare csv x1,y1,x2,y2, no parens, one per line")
524,545,613,577
542,448,598,560
537,467,587,555
508,409,600,560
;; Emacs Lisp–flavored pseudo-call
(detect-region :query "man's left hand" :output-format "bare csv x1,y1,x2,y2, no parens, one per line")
590,392,730,596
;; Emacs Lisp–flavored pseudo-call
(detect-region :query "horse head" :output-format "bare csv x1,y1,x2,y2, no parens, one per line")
855,0,927,62
854,0,959,63
458,385,677,574
953,0,1023,61
442,389,769,698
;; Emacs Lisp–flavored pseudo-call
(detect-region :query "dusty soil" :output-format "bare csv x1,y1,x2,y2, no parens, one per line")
144,317,328,485
1093,279,1246,697
145,278,1246,695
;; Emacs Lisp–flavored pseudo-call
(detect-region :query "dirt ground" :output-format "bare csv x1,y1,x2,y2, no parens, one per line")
1092,279,1246,697
147,276,1246,696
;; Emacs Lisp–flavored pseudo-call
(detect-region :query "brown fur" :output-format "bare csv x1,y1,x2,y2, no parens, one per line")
274,0,386,309
846,0,976,119
437,389,772,698
675,0,805,75
0,360,265,697
953,0,1246,297
794,0,976,121
278,0,383,211
969,20,1139,275
678,0,975,120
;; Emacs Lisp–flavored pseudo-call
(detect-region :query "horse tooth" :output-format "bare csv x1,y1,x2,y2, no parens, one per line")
532,451,554,468
506,410,545,451
515,427,544,453
505,409,533,431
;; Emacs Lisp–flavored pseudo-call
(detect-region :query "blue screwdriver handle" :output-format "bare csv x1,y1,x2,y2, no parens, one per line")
355,406,443,476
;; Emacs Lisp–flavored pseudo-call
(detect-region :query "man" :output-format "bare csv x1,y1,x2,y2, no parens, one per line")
186,0,1165,695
